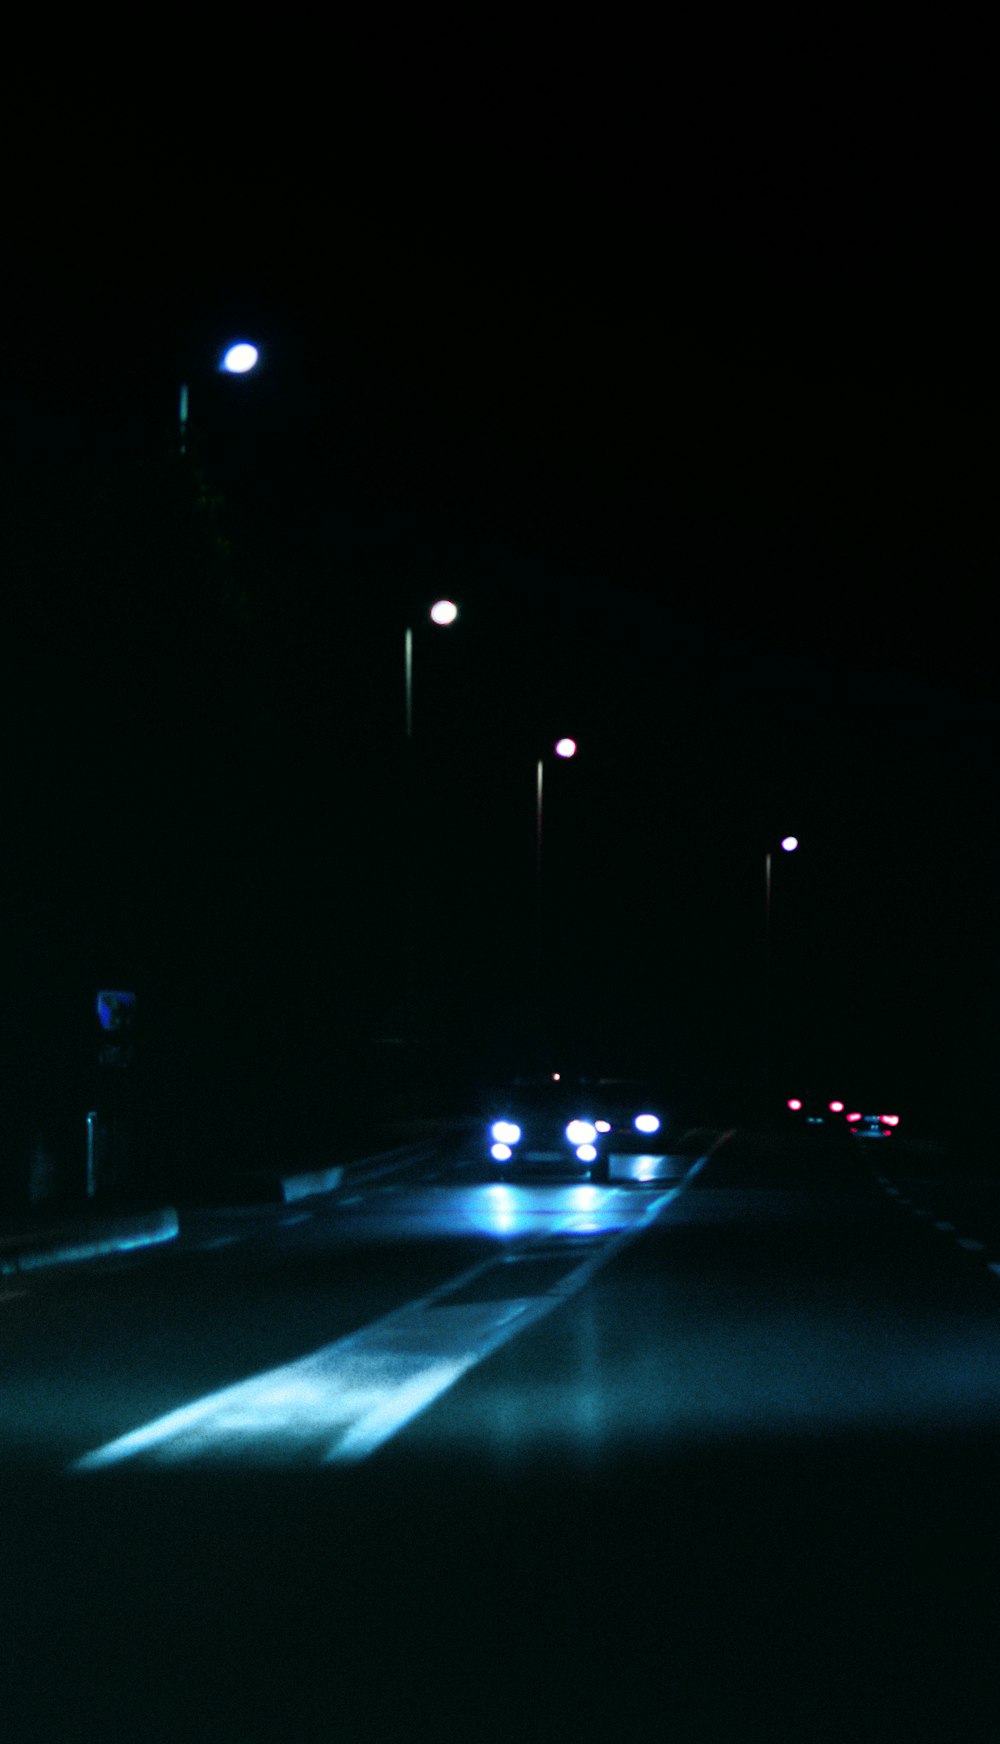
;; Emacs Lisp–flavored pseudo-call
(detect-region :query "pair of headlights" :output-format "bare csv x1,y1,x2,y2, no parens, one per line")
490,1114,661,1146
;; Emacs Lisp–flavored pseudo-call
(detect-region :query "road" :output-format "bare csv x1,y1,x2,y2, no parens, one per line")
1,1128,998,1741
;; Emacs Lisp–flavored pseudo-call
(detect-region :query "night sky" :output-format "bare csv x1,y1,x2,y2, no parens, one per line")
1,46,995,1156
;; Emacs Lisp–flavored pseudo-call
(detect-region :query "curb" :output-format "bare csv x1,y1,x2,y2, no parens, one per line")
199,1139,448,1207
0,1206,180,1277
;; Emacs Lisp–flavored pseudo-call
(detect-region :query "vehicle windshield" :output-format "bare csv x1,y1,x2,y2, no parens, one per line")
499,1078,594,1114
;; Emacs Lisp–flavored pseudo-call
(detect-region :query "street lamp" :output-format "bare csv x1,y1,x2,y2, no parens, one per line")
765,834,799,938
535,737,578,1056
178,338,261,456
404,600,458,738
536,737,577,880
763,833,799,1111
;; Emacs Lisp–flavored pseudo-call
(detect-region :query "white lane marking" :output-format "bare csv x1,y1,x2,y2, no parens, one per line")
989,1263,1000,1280
278,1213,312,1227
0,1288,28,1304
883,1186,901,1196
339,1196,363,1207
957,1238,987,1252
200,1235,242,1251
72,1186,680,1471
934,1221,956,1232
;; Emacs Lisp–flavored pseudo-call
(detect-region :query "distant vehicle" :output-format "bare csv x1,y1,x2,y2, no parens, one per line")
846,1112,900,1141
485,1074,673,1182
485,1075,610,1181
785,1094,850,1135
586,1078,673,1183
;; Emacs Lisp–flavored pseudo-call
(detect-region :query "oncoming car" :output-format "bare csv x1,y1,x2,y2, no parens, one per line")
587,1078,673,1181
486,1076,607,1180
485,1074,671,1183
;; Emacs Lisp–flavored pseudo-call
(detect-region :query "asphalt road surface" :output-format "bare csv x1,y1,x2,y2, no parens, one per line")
2,1130,998,1742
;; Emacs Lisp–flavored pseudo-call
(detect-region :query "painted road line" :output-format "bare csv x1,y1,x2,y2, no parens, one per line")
201,1235,242,1251
0,1288,28,1304
934,1221,956,1232
957,1238,987,1252
278,1213,313,1227
72,1185,681,1471
989,1263,1000,1280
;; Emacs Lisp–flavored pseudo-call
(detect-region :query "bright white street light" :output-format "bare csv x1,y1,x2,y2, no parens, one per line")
220,342,260,375
430,599,459,626
554,737,577,759
780,835,799,852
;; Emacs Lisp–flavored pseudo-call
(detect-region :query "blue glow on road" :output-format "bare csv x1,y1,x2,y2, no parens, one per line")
72,1182,680,1472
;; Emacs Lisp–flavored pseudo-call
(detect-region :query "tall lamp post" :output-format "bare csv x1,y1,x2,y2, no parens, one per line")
397,599,460,1085
763,834,799,1112
178,339,260,456
404,599,459,738
535,737,578,1058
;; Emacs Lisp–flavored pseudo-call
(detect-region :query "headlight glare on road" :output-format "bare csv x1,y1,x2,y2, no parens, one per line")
634,1113,660,1134
566,1120,597,1146
490,1143,513,1162
491,1122,521,1145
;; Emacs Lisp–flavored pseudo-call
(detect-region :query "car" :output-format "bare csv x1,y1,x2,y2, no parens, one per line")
785,1093,851,1136
484,1073,672,1183
485,1075,610,1180
585,1078,673,1182
846,1111,900,1141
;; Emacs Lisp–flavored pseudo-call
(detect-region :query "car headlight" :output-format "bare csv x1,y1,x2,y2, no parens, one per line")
595,1120,611,1133
490,1143,513,1162
634,1113,660,1134
566,1120,597,1145
491,1122,521,1145
576,1144,597,1162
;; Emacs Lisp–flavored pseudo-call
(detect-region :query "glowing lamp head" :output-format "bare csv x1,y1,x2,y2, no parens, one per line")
780,836,799,853
430,599,458,626
787,1098,803,1112
634,1113,661,1134
221,342,260,375
554,738,577,759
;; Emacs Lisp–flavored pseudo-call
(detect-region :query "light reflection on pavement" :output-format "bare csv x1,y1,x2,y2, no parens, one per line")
73,1177,689,1471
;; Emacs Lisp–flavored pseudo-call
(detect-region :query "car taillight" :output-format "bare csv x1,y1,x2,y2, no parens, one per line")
881,1114,900,1127
846,1112,862,1123
787,1098,802,1112
829,1101,844,1113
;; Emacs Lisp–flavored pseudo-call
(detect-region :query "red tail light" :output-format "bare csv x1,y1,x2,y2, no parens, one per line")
846,1112,862,1123
787,1098,803,1111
